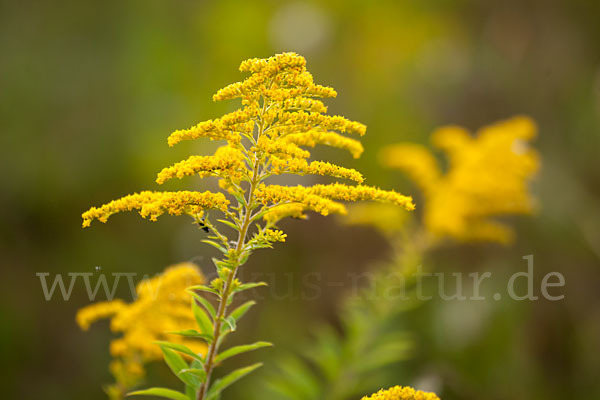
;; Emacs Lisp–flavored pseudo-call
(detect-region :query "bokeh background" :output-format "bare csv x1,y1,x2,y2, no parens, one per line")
1,0,599,399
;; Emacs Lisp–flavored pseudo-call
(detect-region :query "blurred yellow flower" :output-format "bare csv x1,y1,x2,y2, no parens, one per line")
76,263,206,397
361,386,440,400
380,116,539,244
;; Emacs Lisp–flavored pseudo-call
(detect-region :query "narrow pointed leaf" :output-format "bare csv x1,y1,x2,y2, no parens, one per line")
202,239,228,254
228,300,256,322
160,347,198,388
192,299,214,335
221,315,236,335
232,282,268,294
215,341,273,364
167,329,213,342
187,291,216,320
180,368,207,383
153,341,204,364
216,219,239,231
127,387,189,400
206,363,263,400
188,285,220,296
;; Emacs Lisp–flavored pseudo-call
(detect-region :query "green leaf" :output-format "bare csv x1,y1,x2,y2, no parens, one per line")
212,257,233,271
232,282,267,294
180,368,207,383
220,316,237,336
160,347,198,388
355,340,412,373
192,299,214,335
185,385,195,400
188,285,220,296
228,300,256,322
215,341,272,364
167,329,213,342
153,341,204,364
202,239,228,254
238,251,250,266
268,357,321,400
206,363,263,400
187,291,216,320
216,219,239,231
127,387,190,400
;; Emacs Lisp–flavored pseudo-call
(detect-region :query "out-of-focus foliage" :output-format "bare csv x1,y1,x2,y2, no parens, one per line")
264,241,423,400
2,1,600,400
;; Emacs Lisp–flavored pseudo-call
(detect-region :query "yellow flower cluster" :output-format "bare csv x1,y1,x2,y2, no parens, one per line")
256,183,415,222
380,116,540,243
283,130,364,159
156,146,246,184
82,52,413,229
361,386,440,400
255,136,311,159
214,53,337,102
270,157,364,183
76,263,206,393
82,191,229,227
264,229,287,242
263,203,307,224
166,109,254,147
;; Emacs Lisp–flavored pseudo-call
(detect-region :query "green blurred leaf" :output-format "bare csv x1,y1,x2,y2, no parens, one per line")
221,315,237,334
202,239,228,254
188,291,217,320
216,218,239,231
206,363,263,400
167,329,213,342
232,282,267,294
228,300,255,322
188,285,220,296
153,341,204,364
127,387,189,400
215,341,272,364
192,298,214,335
160,346,198,388
180,368,207,383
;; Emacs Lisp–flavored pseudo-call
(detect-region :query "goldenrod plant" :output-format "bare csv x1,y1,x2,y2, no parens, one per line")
76,263,206,399
81,53,414,400
266,116,539,400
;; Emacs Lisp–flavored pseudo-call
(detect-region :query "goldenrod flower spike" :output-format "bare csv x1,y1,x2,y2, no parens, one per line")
361,385,441,400
380,115,539,244
81,52,414,400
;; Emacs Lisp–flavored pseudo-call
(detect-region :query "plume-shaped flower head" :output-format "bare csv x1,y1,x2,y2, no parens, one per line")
82,53,414,246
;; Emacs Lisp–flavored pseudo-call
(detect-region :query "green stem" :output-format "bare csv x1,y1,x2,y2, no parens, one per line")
196,100,267,400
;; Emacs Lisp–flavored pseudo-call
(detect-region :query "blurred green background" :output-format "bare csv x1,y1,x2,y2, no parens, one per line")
1,0,599,399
